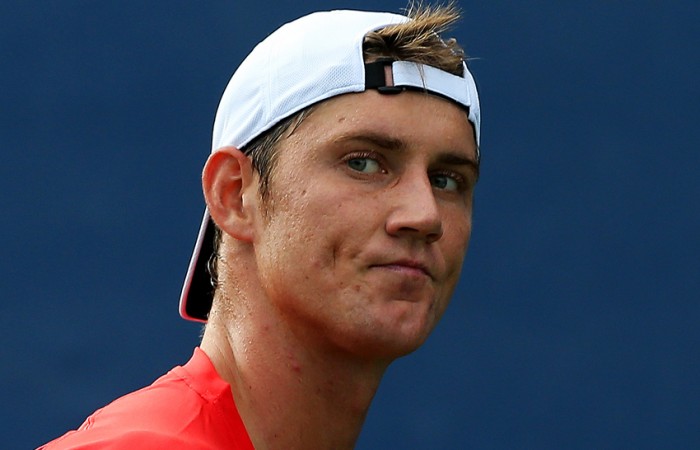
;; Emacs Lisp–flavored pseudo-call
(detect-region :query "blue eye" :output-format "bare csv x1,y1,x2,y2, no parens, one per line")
347,157,381,174
430,173,460,191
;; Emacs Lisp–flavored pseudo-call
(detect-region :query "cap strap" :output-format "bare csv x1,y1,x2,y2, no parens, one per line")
365,59,473,108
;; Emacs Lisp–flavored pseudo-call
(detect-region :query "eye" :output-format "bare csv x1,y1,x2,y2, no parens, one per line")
346,156,382,174
429,173,462,191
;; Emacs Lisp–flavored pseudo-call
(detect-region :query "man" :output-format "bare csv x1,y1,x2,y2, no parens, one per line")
40,2,481,449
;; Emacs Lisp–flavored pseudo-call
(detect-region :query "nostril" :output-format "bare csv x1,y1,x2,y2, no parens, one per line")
425,226,443,244
389,220,443,243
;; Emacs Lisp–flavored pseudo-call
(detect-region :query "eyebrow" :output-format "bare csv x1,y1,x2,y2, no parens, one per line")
334,132,406,152
334,132,480,178
437,152,480,179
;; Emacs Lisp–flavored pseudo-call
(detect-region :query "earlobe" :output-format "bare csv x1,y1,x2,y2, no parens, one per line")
202,146,256,242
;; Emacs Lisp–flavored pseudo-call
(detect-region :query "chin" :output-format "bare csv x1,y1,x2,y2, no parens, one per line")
338,315,437,361
358,332,430,361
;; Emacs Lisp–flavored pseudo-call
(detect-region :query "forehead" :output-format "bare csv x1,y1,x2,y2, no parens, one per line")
287,90,477,160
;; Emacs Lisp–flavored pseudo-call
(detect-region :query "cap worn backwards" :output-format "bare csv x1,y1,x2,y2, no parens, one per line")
180,9,481,322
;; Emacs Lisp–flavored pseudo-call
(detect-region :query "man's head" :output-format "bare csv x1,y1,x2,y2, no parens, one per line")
243,3,473,205
180,3,481,353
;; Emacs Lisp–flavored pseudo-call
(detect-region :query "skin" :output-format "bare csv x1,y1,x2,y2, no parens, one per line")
200,89,478,449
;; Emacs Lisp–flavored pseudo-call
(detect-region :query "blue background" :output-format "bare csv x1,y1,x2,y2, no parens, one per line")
2,1,698,448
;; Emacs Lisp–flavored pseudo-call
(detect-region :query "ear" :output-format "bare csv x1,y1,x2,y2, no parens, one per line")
202,146,257,243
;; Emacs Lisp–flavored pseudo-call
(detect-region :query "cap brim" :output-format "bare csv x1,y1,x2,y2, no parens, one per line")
179,210,216,322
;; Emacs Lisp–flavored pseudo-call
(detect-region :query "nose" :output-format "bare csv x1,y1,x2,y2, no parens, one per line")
385,172,443,244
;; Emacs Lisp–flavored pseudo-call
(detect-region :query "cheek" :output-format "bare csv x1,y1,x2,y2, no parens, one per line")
257,193,344,283
440,212,472,281
444,205,472,247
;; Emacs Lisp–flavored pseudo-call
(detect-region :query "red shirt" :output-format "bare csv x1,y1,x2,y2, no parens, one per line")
39,348,254,449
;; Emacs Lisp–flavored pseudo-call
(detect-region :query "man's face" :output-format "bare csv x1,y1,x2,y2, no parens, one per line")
251,90,478,360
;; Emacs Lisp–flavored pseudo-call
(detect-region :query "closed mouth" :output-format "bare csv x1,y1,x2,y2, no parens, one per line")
371,260,433,280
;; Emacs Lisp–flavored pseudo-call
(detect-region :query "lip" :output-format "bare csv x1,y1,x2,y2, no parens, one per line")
371,259,433,280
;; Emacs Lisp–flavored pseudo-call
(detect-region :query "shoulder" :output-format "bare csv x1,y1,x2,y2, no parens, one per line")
39,428,211,450
39,383,243,449
39,349,253,450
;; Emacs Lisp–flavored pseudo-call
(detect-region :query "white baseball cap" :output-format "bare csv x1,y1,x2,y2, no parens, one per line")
180,9,481,322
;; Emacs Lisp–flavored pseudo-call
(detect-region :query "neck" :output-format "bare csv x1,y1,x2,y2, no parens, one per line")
200,300,390,450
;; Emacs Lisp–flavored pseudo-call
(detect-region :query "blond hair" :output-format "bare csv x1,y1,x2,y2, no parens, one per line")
363,2,465,76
